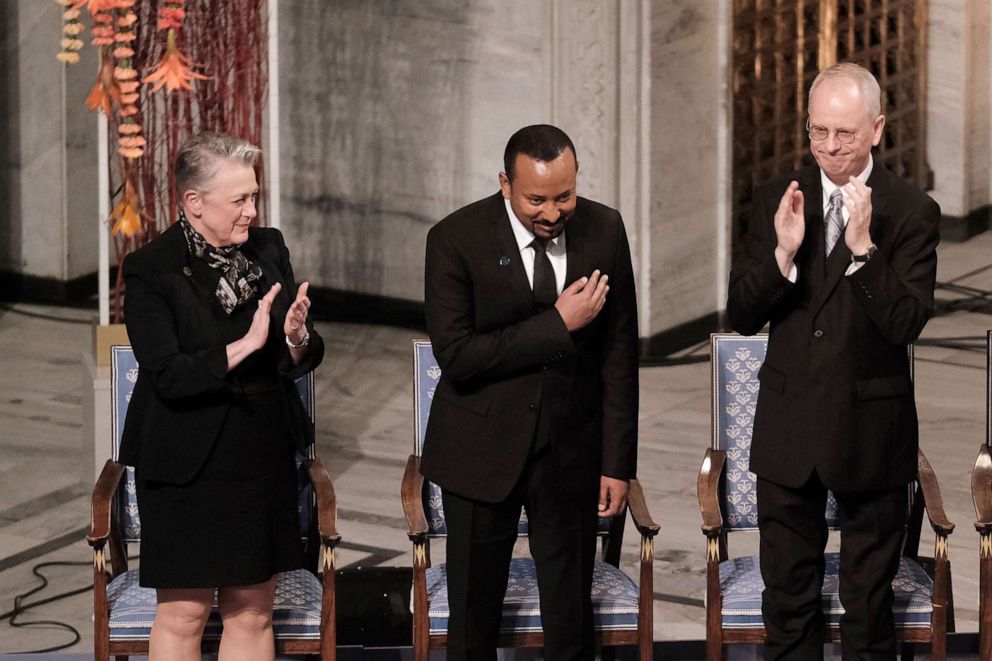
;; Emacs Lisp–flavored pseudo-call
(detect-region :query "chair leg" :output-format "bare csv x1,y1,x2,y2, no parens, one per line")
601,645,616,661
981,553,992,661
900,642,914,661
705,560,723,661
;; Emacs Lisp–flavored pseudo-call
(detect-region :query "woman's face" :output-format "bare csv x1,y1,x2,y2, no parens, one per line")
185,161,258,247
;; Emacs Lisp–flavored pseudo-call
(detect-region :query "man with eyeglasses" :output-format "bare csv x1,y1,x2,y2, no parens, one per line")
728,63,940,659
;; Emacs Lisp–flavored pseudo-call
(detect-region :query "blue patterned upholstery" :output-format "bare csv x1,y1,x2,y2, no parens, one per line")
107,569,323,641
110,347,142,542
710,335,931,633
110,345,317,544
711,335,839,530
424,558,639,635
107,345,322,642
412,340,606,538
718,554,933,630
412,340,636,641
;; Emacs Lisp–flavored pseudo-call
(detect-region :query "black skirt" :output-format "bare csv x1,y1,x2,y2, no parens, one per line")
135,391,305,589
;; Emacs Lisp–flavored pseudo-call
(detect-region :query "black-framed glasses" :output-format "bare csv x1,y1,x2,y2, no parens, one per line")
805,119,858,145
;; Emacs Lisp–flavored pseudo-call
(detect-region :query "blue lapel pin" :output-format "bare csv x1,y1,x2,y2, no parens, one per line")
499,256,511,267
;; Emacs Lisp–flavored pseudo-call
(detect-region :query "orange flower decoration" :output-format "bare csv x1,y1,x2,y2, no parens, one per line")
81,0,128,12
109,179,144,237
85,54,121,115
142,29,208,93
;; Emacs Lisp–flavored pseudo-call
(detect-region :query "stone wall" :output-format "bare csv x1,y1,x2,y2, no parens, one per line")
927,0,991,219
3,0,990,341
278,0,552,302
0,0,98,282
277,0,729,344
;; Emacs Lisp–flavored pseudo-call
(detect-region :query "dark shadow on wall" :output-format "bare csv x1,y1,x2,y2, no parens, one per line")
279,0,474,302
0,1,21,286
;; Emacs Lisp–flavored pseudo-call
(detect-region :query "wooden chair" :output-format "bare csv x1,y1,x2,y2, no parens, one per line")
971,330,992,659
87,345,340,660
697,333,954,660
400,339,659,660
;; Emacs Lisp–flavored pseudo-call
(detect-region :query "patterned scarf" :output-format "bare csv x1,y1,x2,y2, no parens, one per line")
179,210,262,315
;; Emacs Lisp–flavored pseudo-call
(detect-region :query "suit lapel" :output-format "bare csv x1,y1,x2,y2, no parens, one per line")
806,164,849,316
488,193,535,310
564,207,586,289
160,222,225,344
242,230,290,324
810,161,889,317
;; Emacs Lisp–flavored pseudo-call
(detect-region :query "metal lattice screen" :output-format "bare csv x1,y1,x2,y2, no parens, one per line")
732,0,930,240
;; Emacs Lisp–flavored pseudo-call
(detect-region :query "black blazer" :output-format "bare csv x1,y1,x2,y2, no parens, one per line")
422,192,639,503
727,163,939,491
118,222,324,485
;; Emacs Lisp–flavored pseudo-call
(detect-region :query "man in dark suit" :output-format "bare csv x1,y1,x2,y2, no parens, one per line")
422,124,639,660
728,63,939,659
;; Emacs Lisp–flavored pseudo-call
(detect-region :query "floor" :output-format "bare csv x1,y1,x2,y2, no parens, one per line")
2,230,992,656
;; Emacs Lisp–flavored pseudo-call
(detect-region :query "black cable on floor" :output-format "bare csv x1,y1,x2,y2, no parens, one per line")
1,560,92,654
1,554,140,654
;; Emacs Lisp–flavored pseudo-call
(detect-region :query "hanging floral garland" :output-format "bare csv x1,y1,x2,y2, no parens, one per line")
53,0,267,322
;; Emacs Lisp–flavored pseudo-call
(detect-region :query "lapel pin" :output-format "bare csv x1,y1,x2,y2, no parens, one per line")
499,256,511,267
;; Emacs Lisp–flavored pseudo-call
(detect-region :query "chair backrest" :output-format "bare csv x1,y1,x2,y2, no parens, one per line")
412,340,451,536
710,333,840,532
110,345,316,544
414,340,615,539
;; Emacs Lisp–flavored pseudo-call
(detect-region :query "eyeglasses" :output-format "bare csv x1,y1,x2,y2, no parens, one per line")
805,119,858,145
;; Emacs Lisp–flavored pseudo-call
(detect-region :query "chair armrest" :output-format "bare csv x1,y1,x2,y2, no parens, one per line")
918,449,955,537
87,460,126,547
973,444,992,534
402,454,429,542
626,479,660,537
697,448,725,537
304,458,341,546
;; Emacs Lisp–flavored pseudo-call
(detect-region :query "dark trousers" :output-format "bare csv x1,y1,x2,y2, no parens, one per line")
441,446,599,661
757,472,908,661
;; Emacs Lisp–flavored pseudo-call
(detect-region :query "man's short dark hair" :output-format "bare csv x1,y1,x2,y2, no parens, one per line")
503,124,577,182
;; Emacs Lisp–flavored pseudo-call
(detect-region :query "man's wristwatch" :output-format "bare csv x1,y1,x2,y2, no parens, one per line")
851,244,878,263
286,331,310,349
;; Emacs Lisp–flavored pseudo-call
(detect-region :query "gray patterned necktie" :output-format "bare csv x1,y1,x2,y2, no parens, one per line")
825,189,845,256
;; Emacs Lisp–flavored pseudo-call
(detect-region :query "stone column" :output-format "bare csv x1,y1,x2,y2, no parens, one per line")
0,0,99,297
927,0,992,239
642,1,732,352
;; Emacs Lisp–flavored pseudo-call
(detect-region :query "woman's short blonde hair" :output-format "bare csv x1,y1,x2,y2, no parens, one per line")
174,131,261,195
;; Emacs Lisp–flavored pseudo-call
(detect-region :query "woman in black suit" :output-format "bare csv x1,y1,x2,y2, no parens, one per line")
119,132,324,660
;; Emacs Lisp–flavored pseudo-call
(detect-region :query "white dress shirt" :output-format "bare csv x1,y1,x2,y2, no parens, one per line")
504,197,566,295
786,155,873,282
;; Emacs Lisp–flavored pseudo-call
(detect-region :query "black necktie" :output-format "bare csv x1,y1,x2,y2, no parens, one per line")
531,239,557,310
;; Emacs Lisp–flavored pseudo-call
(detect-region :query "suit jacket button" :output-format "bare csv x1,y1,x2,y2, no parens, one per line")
813,329,824,338
529,403,537,411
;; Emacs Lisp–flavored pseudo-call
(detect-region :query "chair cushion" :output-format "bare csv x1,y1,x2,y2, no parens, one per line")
718,553,933,629
107,569,324,641
423,557,639,635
